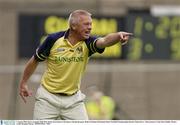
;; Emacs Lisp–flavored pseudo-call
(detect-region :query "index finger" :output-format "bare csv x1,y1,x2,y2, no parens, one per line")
124,32,133,36
20,93,27,103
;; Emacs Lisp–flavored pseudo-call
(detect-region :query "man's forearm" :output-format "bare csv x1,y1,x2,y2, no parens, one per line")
20,56,39,83
96,32,132,48
102,33,121,47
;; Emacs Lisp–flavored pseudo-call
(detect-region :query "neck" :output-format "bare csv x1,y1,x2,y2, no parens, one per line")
68,29,81,46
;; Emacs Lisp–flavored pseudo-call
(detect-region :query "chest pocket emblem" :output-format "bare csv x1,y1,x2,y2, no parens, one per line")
76,46,83,54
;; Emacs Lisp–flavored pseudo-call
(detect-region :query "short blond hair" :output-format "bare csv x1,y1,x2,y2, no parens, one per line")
68,10,92,27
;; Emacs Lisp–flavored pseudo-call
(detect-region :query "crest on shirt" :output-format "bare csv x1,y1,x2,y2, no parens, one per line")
57,48,65,52
76,46,83,54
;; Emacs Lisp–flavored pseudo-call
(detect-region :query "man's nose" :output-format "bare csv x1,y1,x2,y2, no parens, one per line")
88,25,92,30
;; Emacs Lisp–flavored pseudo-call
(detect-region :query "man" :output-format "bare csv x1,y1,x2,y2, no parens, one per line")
85,87,116,120
19,10,132,120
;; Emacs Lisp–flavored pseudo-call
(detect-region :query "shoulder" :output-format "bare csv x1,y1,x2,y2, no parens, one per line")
86,36,99,42
85,36,99,44
39,31,66,48
47,31,66,41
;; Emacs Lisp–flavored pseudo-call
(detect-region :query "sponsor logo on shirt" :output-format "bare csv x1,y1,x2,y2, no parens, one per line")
55,56,84,63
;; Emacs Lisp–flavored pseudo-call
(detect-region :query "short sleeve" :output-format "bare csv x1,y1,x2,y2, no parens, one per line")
85,36,105,57
34,36,54,62
34,31,65,62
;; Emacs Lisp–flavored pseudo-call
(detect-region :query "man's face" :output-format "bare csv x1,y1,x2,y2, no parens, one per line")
75,15,92,40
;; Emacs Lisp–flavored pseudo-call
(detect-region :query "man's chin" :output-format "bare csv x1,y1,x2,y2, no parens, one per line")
84,34,90,39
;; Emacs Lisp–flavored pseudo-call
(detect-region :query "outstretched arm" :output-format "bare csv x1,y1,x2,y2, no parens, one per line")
96,32,133,48
19,56,39,103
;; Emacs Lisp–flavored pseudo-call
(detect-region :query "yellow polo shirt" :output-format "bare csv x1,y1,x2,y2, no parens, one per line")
34,30,104,95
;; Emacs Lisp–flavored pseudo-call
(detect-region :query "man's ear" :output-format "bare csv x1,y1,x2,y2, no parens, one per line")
71,23,77,30
72,25,76,30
